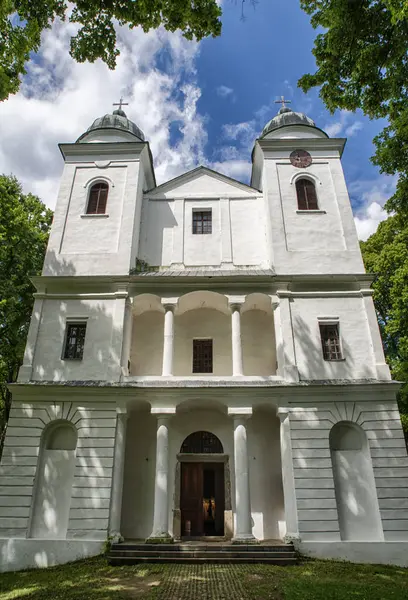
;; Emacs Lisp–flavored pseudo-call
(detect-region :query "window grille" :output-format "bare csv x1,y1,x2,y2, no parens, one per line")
180,431,223,454
192,210,212,234
193,339,213,373
87,182,108,214
296,178,318,210
320,323,342,360
63,323,86,360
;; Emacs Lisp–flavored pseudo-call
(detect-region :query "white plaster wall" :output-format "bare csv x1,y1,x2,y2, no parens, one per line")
262,152,365,274
291,296,377,380
31,298,124,382
0,400,116,541
138,200,175,266
289,398,408,542
174,309,232,376
184,200,221,266
130,311,164,375
241,310,276,376
229,199,268,266
297,541,408,568
30,450,76,539
43,154,144,276
248,411,285,539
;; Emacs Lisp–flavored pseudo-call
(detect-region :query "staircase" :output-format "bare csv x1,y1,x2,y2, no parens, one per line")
108,541,297,565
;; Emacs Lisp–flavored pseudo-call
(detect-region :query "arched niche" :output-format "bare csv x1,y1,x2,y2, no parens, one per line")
330,421,383,541
180,431,224,454
29,421,78,539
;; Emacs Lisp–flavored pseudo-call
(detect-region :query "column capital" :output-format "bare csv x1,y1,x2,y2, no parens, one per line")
228,407,252,420
269,294,279,310
151,407,176,419
276,407,290,422
227,295,246,311
161,298,178,312
116,401,128,415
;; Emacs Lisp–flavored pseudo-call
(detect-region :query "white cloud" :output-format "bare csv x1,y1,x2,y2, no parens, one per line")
324,109,363,138
0,20,207,208
216,85,234,99
350,176,396,240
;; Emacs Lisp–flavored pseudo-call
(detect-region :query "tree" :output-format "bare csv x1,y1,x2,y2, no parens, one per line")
0,0,222,101
0,175,53,438
360,215,408,435
299,1,408,214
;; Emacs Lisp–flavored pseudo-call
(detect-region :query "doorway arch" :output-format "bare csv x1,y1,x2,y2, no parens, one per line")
174,431,232,539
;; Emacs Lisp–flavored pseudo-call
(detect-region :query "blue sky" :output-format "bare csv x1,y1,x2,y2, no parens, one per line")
0,0,395,239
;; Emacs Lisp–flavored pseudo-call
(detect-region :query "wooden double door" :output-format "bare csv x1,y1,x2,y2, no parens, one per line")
180,462,225,537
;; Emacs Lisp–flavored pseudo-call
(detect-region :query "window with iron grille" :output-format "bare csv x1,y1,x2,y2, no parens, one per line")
296,178,318,210
192,210,212,234
193,339,213,373
86,182,108,214
180,431,223,454
63,323,87,360
319,322,343,360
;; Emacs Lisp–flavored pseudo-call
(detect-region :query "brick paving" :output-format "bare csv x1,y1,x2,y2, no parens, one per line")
151,564,248,599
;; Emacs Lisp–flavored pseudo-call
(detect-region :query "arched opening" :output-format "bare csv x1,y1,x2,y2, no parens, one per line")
179,430,225,538
86,181,108,214
330,421,383,541
29,421,77,539
295,178,318,210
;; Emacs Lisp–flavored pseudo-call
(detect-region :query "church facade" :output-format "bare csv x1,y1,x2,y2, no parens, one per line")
1,103,408,571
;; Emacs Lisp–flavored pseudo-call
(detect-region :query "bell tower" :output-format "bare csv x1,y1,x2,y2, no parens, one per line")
251,102,364,275
43,103,155,277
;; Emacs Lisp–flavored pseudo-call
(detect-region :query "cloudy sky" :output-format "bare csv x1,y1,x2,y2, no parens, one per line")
0,1,395,240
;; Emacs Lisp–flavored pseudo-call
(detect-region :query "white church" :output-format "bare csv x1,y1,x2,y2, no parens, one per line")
1,99,408,571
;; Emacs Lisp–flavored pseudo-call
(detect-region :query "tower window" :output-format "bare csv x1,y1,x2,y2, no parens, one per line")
193,210,212,234
63,323,87,360
319,322,343,361
193,339,213,373
87,182,108,214
296,178,318,210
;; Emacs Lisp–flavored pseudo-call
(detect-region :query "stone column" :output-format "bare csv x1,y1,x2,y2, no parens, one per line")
229,408,256,542
272,293,299,382
109,404,128,540
120,298,133,377
277,408,299,542
228,299,245,376
149,409,175,540
161,300,177,376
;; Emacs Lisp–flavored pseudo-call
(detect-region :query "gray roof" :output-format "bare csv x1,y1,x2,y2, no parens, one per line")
77,109,145,143
261,107,327,138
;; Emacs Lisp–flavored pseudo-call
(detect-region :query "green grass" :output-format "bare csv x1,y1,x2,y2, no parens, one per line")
0,556,407,600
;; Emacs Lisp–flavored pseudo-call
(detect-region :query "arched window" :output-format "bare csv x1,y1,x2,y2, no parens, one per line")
86,182,108,214
30,422,77,539
295,178,318,210
330,422,383,541
180,431,223,454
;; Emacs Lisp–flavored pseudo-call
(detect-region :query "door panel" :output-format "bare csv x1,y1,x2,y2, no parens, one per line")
181,463,203,536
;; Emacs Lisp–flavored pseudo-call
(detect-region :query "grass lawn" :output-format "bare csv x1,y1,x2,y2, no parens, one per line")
0,556,407,600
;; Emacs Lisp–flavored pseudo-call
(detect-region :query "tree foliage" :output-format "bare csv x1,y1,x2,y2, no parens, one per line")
0,175,53,435
0,0,222,101
299,0,408,214
360,215,408,432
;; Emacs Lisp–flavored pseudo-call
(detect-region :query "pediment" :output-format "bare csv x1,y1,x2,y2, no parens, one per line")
145,166,260,199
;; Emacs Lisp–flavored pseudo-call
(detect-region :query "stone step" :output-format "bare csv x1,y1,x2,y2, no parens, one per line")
111,544,294,553
108,556,297,565
110,550,297,559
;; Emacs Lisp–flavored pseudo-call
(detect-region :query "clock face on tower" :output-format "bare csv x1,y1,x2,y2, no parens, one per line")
290,149,312,168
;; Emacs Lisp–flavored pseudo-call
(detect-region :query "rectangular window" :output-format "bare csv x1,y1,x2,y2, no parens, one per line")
193,339,213,373
319,322,342,361
63,322,87,360
192,210,212,234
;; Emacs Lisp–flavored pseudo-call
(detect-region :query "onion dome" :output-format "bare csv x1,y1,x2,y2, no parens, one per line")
261,105,327,138
77,108,145,143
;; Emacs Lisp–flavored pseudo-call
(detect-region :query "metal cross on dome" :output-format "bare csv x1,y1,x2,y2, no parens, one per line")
275,95,292,109
113,97,128,111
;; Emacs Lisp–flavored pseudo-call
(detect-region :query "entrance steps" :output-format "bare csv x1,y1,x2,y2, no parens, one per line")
108,541,297,565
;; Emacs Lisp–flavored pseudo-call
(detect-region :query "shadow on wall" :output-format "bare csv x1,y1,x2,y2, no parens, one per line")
139,200,178,267
42,248,77,277
293,312,375,381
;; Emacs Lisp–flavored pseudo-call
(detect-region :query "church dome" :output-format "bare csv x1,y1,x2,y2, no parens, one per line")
261,106,328,139
77,108,145,143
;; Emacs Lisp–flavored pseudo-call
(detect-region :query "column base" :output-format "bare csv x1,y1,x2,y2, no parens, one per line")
146,534,174,544
232,534,259,544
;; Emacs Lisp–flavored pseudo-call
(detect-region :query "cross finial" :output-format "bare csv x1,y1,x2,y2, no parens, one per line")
275,95,291,109
113,97,129,111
